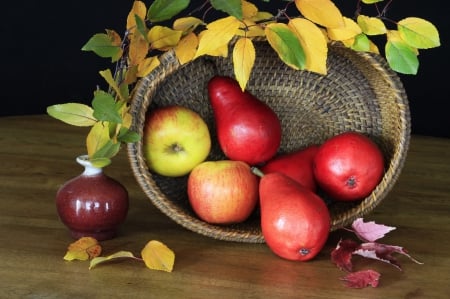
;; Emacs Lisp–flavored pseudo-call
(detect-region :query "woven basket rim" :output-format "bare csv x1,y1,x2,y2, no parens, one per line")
127,41,411,243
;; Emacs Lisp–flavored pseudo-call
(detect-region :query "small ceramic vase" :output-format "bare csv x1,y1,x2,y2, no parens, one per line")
56,155,129,240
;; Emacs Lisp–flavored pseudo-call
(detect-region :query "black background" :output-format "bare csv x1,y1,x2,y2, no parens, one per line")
3,1,448,137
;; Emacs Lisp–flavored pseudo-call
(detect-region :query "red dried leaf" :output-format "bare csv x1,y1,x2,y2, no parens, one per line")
341,269,381,288
351,218,396,242
354,242,423,270
331,239,360,272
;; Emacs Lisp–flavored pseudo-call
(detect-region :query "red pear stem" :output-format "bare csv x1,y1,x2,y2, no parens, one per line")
251,167,265,178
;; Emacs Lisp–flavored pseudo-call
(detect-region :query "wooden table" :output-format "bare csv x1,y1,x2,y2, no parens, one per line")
1,115,449,298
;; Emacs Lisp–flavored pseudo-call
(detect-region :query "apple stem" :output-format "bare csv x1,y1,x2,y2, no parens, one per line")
251,167,265,178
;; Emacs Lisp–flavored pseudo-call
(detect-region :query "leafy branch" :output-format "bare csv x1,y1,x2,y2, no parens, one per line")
47,0,440,167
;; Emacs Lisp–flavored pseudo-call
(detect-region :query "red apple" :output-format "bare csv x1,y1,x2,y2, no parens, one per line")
260,145,320,192
187,160,259,224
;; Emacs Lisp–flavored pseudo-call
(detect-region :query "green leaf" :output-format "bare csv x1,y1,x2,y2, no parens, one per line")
89,157,112,168
351,33,370,52
135,14,149,41
81,33,122,62
91,139,121,160
91,91,122,124
397,17,440,49
117,127,141,143
210,0,243,20
265,23,306,70
47,103,97,127
148,0,190,22
385,40,419,75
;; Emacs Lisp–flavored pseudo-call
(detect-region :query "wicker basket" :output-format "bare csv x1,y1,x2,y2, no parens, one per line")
127,40,410,243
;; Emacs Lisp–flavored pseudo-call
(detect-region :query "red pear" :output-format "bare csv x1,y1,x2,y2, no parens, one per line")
253,168,330,261
313,131,385,201
208,76,282,165
260,145,319,192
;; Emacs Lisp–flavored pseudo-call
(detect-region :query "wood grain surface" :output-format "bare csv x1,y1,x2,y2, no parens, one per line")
0,115,449,298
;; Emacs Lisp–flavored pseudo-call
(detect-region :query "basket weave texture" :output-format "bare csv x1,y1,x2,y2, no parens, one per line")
127,41,410,243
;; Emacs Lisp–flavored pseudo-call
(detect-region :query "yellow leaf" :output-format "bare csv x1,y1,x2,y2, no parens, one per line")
362,0,383,3
99,69,125,102
122,111,133,129
251,11,274,23
63,237,102,261
357,15,386,35
368,39,380,54
327,17,362,41
86,121,111,158
173,17,204,34
147,26,183,50
233,37,255,91
242,0,258,19
128,33,149,66
175,32,199,65
106,29,122,47
398,17,440,49
341,37,355,47
194,16,241,58
137,56,160,77
288,18,328,75
89,251,136,270
47,103,96,127
236,19,265,37
126,1,147,34
295,0,344,29
141,240,175,272
123,66,137,86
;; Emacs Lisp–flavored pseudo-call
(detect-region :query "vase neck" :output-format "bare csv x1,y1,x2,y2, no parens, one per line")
76,155,103,176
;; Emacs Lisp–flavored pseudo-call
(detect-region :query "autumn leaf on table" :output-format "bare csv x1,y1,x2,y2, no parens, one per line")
89,240,175,272
331,239,360,272
141,240,175,272
89,251,138,270
354,242,423,270
332,218,423,288
64,237,102,261
350,218,396,242
341,269,380,288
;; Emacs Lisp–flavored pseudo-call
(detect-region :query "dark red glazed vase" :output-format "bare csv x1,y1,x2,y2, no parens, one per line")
56,155,129,240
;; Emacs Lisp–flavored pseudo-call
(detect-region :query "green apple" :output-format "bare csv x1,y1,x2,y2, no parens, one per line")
143,105,211,177
187,160,259,224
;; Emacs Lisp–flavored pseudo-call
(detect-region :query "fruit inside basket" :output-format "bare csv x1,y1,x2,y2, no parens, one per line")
127,40,410,243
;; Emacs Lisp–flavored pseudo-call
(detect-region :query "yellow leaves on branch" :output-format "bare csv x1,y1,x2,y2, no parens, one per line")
194,16,241,59
397,17,441,49
87,0,441,92
175,32,199,65
126,0,147,34
357,15,386,36
148,26,183,50
233,37,256,91
327,17,362,41
288,18,328,75
295,0,344,29
64,238,175,272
